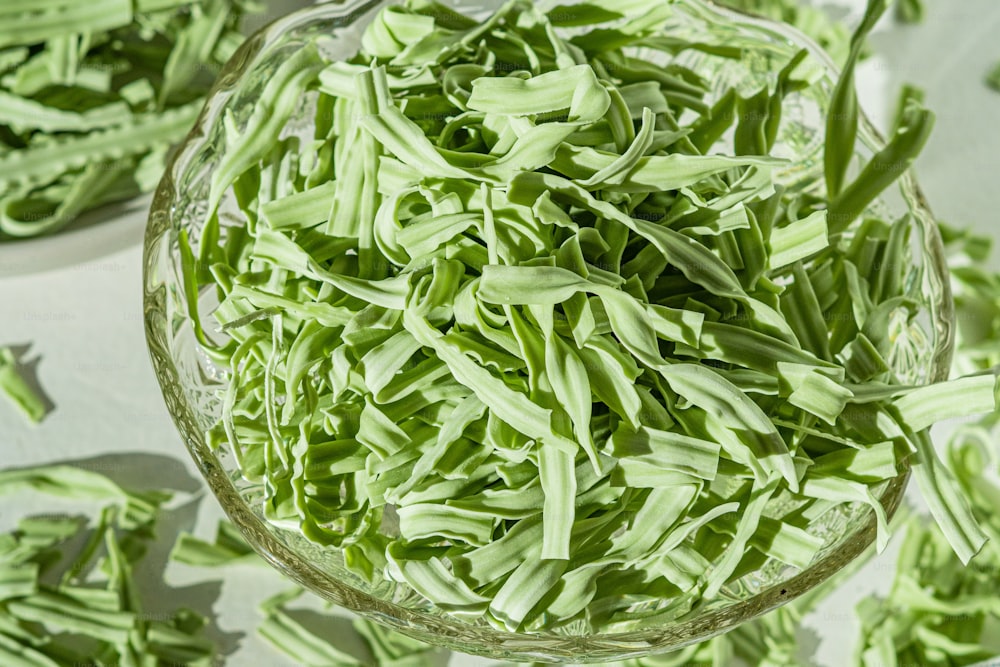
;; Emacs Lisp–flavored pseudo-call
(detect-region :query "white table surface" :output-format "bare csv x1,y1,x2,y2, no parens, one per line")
2,1,999,665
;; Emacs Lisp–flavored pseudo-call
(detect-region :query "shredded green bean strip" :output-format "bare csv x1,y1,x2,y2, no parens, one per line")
169,519,262,567
987,61,1000,93
0,347,46,423
257,587,449,666
895,0,925,24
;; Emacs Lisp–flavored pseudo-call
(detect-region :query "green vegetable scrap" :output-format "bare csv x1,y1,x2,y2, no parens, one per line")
170,518,262,567
257,587,448,667
0,464,220,666
890,83,926,136
0,346,47,423
895,0,925,24
0,0,258,239
987,61,1000,93
188,0,997,635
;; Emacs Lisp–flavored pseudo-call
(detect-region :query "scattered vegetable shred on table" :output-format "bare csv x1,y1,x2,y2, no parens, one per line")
179,0,999,635
0,0,257,239
0,346,47,423
0,465,221,666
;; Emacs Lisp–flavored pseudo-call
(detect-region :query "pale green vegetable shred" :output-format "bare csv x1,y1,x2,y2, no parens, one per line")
0,347,47,424
257,587,449,667
895,0,925,24
987,61,1000,93
169,518,262,567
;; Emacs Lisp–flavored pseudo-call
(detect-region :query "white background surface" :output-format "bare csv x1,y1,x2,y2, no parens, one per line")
2,1,1000,665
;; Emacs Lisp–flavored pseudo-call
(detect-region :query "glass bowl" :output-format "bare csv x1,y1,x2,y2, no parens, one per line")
143,0,955,661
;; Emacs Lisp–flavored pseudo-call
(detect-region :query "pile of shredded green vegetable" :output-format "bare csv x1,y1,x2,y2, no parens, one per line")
228,1,1000,664
5,0,1000,664
181,0,1000,633
0,0,256,239
0,465,221,666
